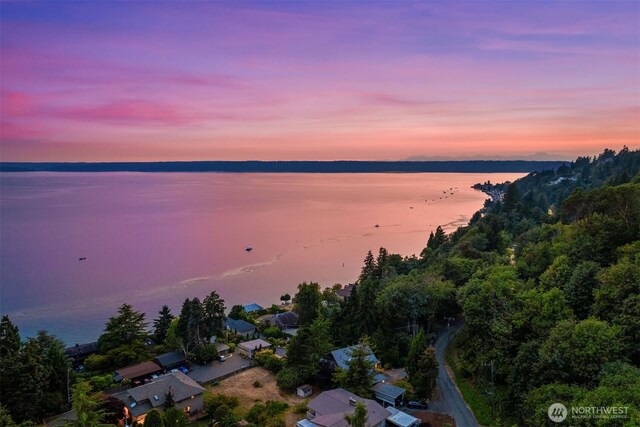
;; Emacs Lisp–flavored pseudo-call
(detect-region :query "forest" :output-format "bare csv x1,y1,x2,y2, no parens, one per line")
1,147,638,427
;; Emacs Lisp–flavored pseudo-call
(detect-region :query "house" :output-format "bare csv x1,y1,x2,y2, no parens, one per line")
371,383,406,408
269,311,299,329
115,371,205,423
274,347,287,359
225,317,256,339
236,339,272,359
299,388,390,427
153,351,186,372
64,342,99,368
297,384,313,398
336,284,355,300
385,407,419,427
243,303,263,313
328,345,381,371
114,361,162,383
214,342,231,356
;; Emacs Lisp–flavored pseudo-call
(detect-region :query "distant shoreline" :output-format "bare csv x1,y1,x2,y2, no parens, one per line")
0,160,565,173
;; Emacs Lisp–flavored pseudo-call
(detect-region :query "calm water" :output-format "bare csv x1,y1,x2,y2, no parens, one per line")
0,172,522,345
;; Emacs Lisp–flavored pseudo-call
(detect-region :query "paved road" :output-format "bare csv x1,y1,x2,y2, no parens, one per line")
429,322,479,427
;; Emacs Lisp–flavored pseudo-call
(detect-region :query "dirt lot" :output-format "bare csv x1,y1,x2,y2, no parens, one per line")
209,367,307,426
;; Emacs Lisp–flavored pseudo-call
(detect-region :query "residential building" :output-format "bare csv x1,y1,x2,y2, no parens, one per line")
371,383,406,408
114,361,162,384
297,385,313,398
64,342,99,368
243,303,263,313
299,388,390,427
115,371,205,423
225,317,256,339
385,407,419,427
336,284,355,300
153,351,186,372
214,342,231,356
236,339,272,359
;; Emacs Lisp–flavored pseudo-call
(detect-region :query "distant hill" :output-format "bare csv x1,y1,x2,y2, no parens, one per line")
0,160,566,173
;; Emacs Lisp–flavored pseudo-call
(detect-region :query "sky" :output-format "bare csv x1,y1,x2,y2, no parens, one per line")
1,1,638,162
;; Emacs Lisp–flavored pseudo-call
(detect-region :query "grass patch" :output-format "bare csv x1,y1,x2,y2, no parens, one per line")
444,339,496,426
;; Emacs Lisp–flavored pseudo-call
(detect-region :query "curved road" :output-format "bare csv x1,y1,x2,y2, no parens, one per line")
428,322,479,427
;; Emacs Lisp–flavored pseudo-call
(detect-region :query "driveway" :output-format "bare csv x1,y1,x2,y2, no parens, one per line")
429,321,479,427
188,354,256,384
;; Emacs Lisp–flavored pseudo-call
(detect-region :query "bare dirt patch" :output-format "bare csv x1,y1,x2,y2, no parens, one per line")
209,367,307,426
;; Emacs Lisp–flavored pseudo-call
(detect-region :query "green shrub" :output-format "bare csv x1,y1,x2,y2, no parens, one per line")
276,367,301,390
204,392,239,417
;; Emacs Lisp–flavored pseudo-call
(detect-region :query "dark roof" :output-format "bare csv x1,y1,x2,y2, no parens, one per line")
272,311,299,328
372,382,406,399
336,284,355,298
214,342,230,353
115,361,162,380
243,303,263,313
153,351,185,368
64,342,99,358
307,388,390,427
225,317,256,334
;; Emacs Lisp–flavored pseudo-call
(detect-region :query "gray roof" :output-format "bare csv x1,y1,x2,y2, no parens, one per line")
154,351,185,368
214,342,230,352
115,361,162,381
372,382,406,400
307,388,390,427
272,311,299,328
64,342,99,358
386,407,419,427
118,371,205,416
238,338,272,352
336,284,355,298
225,317,256,334
330,345,380,371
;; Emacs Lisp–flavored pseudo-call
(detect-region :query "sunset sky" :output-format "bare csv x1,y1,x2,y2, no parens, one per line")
1,1,638,162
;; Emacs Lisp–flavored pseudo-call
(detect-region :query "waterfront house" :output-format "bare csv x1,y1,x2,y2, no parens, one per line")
371,383,406,408
298,388,390,427
64,342,99,368
237,339,272,359
153,351,186,372
114,361,162,384
115,371,205,423
225,317,257,339
243,303,263,313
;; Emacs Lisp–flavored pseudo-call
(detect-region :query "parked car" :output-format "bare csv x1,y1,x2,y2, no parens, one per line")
218,355,226,362
407,401,428,410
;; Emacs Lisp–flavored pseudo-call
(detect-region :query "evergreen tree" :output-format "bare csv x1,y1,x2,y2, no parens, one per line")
359,251,376,281
0,315,21,358
153,305,174,343
163,407,188,427
412,347,439,400
426,226,447,250
345,402,368,427
144,410,164,427
293,282,322,326
66,382,111,427
203,291,226,341
333,340,375,398
406,329,428,379
98,304,148,353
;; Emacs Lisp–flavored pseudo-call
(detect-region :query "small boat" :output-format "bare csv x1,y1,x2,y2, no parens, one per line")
78,257,86,261
245,246,253,252
374,224,380,228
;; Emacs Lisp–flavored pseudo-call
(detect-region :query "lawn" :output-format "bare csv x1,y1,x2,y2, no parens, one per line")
205,366,308,427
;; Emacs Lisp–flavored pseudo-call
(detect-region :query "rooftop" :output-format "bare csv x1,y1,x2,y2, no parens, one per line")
115,361,162,381
372,382,406,399
330,345,380,371
386,407,419,427
307,388,390,427
243,303,263,313
153,351,185,368
238,338,272,351
225,317,256,334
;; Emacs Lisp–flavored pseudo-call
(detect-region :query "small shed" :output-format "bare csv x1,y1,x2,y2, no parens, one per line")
214,342,231,356
297,384,313,398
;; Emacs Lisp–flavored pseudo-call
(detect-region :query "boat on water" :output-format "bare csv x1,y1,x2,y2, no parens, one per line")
78,257,86,261
245,246,253,252
374,224,380,228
